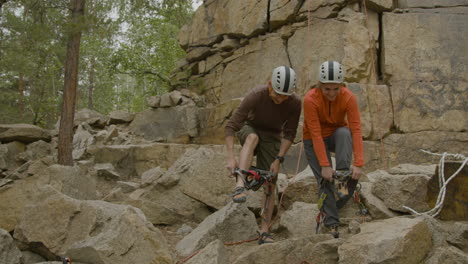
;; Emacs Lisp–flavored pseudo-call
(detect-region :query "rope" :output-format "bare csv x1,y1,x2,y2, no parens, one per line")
402,150,468,217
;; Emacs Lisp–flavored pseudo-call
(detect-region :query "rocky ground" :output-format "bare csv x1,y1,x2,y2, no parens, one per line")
0,110,467,263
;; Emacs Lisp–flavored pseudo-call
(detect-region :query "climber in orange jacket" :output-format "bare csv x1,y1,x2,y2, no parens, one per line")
303,61,365,238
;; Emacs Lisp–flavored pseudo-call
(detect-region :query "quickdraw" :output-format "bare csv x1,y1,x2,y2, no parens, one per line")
353,186,369,222
315,193,327,234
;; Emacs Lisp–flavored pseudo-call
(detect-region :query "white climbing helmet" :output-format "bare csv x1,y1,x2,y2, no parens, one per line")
319,61,345,83
271,66,296,96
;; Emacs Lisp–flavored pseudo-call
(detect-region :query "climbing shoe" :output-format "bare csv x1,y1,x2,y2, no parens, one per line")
232,186,247,203
258,232,274,245
329,225,339,239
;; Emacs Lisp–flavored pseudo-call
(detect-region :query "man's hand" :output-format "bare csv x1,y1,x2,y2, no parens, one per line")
269,159,281,174
321,166,334,182
226,156,238,177
351,166,363,180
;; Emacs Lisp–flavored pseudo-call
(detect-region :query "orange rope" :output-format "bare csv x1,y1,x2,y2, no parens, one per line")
362,0,387,169
178,250,200,264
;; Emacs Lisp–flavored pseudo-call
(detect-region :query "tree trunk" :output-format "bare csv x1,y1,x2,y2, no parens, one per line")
18,73,24,112
58,0,85,166
88,56,95,109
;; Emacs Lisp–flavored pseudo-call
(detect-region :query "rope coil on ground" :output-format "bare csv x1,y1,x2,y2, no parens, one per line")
402,150,468,217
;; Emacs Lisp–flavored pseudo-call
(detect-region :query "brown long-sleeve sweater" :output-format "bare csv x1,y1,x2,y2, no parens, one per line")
224,85,301,141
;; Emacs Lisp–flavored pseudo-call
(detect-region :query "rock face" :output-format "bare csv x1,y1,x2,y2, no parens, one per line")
382,12,467,133
168,0,468,173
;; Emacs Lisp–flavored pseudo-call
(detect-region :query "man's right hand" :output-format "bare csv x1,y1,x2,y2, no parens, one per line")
226,156,238,176
321,166,334,182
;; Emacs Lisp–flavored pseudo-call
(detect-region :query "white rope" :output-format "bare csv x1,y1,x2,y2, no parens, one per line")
402,150,468,217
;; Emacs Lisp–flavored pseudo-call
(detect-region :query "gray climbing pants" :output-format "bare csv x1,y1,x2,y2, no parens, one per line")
303,127,356,228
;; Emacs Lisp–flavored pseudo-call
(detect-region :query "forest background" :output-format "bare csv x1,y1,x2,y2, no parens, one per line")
0,0,201,128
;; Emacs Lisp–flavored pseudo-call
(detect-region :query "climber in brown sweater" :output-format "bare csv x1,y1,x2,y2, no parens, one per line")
224,66,301,244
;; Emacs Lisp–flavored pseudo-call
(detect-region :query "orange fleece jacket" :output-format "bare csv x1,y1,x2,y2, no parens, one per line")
303,86,365,167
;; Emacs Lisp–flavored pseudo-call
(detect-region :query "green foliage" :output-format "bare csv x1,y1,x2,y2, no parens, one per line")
0,0,196,127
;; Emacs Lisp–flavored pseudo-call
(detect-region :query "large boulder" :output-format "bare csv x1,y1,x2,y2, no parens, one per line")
425,246,468,264
129,104,198,143
0,124,51,144
281,166,319,209
359,182,398,219
184,240,229,264
0,141,26,171
177,147,234,209
14,189,173,264
42,165,97,200
131,183,211,225
72,124,95,160
232,236,337,264
382,12,467,133
338,217,432,264
74,108,109,128
367,165,434,213
176,202,258,257
279,202,318,238
87,143,210,177
0,176,58,231
16,140,51,162
0,228,22,264
0,165,96,231
108,110,134,124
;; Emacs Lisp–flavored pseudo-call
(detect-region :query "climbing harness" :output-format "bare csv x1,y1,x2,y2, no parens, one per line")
403,150,468,217
234,167,277,191
234,167,278,221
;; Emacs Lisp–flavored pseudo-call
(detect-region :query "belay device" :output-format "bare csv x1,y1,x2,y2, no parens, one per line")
234,167,277,191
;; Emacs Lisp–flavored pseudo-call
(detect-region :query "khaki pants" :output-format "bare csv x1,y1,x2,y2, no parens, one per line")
236,125,280,171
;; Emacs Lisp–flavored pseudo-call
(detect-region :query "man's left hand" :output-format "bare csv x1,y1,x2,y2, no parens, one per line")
270,159,281,174
352,166,363,180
